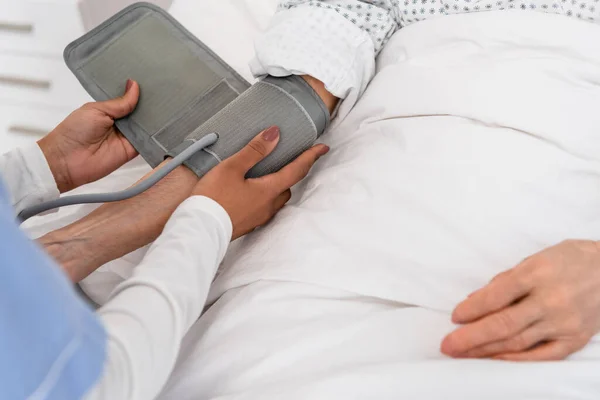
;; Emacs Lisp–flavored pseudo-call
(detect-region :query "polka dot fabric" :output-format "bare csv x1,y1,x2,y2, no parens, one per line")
277,1,402,54
279,0,600,52
251,0,599,109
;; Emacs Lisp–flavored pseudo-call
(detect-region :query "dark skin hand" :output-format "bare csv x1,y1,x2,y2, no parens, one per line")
40,131,329,282
39,77,338,283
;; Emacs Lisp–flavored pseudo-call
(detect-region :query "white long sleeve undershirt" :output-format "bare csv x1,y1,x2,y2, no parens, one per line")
1,145,232,400
88,195,231,400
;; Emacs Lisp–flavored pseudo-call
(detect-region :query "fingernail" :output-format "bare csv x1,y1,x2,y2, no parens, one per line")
262,126,280,142
451,309,464,324
440,337,455,356
316,145,330,158
125,79,133,92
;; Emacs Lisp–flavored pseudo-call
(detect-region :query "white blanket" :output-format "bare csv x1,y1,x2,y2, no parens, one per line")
161,11,600,399
26,9,600,399
207,9,600,313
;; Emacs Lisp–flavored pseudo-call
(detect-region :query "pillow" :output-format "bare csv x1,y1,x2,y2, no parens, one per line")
169,0,278,82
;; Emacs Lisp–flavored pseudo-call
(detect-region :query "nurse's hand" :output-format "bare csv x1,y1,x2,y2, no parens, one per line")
192,126,329,240
441,240,600,361
38,79,140,193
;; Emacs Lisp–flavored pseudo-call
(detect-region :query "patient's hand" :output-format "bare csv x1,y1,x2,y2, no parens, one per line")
441,240,600,361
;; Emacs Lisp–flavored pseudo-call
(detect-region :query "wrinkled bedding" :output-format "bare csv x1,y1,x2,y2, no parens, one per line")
24,8,600,399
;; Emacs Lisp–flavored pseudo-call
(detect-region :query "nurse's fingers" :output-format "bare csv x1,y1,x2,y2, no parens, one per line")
273,190,292,211
269,144,329,192
226,126,281,174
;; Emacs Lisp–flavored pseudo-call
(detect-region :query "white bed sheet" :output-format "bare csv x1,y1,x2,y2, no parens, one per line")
22,6,600,399
160,11,600,399
160,282,600,400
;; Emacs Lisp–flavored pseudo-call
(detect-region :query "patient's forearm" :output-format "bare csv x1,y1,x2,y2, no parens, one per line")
40,164,199,282
302,75,339,114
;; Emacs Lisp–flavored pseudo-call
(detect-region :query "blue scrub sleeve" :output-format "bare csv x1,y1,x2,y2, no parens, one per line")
0,179,107,400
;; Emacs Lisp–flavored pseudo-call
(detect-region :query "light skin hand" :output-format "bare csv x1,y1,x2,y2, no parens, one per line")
40,164,199,282
192,126,329,240
38,80,140,193
441,240,600,361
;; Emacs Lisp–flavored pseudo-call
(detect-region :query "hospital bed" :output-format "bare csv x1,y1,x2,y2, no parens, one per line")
22,1,600,398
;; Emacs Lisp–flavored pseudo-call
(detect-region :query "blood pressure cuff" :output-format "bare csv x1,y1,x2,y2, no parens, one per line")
63,2,329,178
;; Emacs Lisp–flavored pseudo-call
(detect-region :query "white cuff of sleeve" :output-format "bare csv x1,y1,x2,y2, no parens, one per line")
8,143,60,214
28,143,60,200
108,196,232,337
174,196,233,252
249,6,376,100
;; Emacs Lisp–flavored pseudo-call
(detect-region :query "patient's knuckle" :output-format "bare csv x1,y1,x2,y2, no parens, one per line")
514,272,533,291
507,334,529,351
494,312,518,336
494,313,514,337
544,287,573,311
564,314,584,333
531,256,557,277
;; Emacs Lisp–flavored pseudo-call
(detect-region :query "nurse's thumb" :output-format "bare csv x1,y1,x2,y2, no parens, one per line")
95,79,140,119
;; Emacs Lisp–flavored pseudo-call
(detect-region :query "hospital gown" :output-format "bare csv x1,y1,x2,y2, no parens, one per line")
251,0,600,106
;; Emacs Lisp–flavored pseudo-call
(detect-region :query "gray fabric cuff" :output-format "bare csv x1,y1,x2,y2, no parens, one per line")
63,2,250,167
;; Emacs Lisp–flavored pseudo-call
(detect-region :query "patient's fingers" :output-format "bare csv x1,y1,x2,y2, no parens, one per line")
269,144,329,191
461,321,554,358
441,296,543,356
452,263,535,324
226,126,281,173
493,340,581,361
